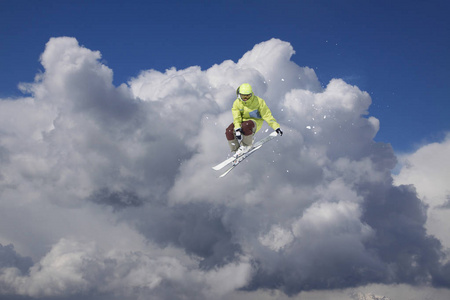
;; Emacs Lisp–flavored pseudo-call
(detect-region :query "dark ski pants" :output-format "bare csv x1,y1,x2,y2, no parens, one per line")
225,120,256,151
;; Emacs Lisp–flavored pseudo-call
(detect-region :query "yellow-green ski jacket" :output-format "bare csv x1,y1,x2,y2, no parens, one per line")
232,95,280,132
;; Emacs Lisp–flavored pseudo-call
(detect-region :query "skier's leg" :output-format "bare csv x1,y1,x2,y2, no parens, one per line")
225,123,240,152
241,120,256,147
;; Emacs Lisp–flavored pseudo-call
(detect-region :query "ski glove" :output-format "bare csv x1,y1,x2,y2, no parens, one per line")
235,128,242,140
276,128,283,136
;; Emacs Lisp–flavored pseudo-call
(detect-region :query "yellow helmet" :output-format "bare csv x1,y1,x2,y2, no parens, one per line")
237,83,253,95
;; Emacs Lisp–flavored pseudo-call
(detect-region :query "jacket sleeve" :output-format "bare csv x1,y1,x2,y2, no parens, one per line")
259,98,280,130
231,99,243,129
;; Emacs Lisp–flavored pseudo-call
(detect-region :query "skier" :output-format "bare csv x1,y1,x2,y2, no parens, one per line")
226,83,283,156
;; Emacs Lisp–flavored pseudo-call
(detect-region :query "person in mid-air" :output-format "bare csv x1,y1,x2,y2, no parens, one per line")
225,83,283,156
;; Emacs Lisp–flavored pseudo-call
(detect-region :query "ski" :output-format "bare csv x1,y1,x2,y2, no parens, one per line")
212,131,277,171
219,144,263,178
212,156,235,171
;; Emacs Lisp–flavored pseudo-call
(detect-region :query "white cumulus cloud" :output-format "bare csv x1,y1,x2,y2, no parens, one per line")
394,134,450,250
0,37,449,300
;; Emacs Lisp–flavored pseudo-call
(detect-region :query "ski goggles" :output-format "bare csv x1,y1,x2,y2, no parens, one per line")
239,93,252,101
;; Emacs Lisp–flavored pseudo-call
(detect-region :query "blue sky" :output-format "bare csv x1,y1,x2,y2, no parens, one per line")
1,0,449,152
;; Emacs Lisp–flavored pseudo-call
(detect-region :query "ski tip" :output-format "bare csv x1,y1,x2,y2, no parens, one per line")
270,131,278,137
219,170,231,178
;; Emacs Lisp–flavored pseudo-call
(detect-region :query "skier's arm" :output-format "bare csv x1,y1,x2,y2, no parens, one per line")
259,98,280,130
232,100,243,129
